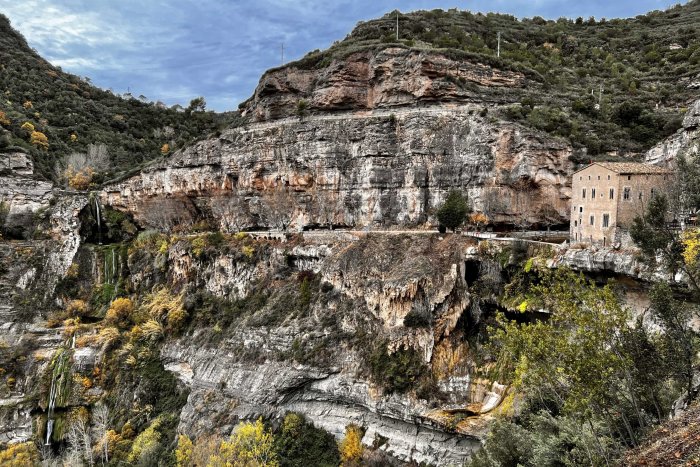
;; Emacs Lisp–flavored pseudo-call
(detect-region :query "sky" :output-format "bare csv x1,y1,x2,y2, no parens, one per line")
0,0,686,112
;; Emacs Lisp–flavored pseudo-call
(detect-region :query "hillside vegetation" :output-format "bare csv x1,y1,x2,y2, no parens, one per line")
282,1,700,158
0,14,240,182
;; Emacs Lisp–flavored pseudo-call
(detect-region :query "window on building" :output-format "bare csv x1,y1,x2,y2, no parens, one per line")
597,175,600,180
588,175,591,180
651,188,656,197
609,188,614,199
602,214,609,228
579,176,582,180
582,188,586,199
639,192,643,200
590,215,595,225
623,187,631,200
574,220,577,227
580,206,583,213
608,175,611,180
627,175,631,180
592,188,596,199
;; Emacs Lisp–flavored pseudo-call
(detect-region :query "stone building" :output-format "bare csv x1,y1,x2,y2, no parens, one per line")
570,162,673,246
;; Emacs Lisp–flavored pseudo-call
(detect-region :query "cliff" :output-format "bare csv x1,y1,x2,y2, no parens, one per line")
645,99,700,166
102,105,573,230
240,47,529,121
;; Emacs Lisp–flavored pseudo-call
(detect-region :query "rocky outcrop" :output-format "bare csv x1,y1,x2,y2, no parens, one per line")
241,47,529,121
162,345,482,465
102,105,573,230
155,234,499,465
555,247,647,279
645,99,700,167
0,151,53,238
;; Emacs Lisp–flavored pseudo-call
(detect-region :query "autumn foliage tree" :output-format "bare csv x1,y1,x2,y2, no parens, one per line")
338,424,364,466
218,418,278,466
30,130,48,150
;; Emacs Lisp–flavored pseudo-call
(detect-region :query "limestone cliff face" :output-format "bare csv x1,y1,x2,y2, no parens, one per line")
102,105,573,230
240,47,529,121
0,155,88,446
645,99,700,166
0,152,53,238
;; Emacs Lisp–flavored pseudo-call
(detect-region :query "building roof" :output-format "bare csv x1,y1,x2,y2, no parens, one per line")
574,161,673,175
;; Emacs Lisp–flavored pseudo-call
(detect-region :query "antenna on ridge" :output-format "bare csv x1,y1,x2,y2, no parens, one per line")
281,43,285,64
497,32,501,58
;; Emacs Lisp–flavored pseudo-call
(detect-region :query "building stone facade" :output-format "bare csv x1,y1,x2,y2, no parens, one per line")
570,162,673,246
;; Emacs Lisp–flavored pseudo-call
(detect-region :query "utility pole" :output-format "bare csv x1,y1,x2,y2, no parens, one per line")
396,11,399,41
497,32,501,58
281,43,285,64
595,83,603,110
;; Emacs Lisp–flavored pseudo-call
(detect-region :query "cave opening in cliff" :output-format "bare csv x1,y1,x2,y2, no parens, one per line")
464,259,480,287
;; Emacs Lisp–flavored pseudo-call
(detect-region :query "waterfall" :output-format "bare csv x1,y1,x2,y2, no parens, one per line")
45,372,57,445
45,420,54,445
45,348,71,446
94,196,102,245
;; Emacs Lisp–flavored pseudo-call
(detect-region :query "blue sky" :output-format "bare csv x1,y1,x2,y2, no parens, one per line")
0,0,685,111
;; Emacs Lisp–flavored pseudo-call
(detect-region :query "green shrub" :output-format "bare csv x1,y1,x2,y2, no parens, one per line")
275,412,340,467
368,341,426,393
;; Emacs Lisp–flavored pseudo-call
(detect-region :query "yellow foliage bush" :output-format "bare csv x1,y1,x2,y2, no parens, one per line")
20,121,34,133
141,319,164,342
191,237,206,257
219,418,278,467
64,166,95,190
104,297,135,328
22,100,32,109
682,228,700,269
98,327,121,349
30,130,49,150
128,416,163,463
0,110,10,126
66,299,88,316
242,245,255,258
338,424,364,465
75,334,97,348
70,133,78,142
79,375,92,389
161,143,170,154
0,442,39,466
175,434,194,467
144,287,187,332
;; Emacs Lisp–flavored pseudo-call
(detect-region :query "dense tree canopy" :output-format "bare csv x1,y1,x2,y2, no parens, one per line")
436,190,470,231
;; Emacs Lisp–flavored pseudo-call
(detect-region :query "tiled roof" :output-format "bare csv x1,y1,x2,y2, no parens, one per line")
577,162,673,175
